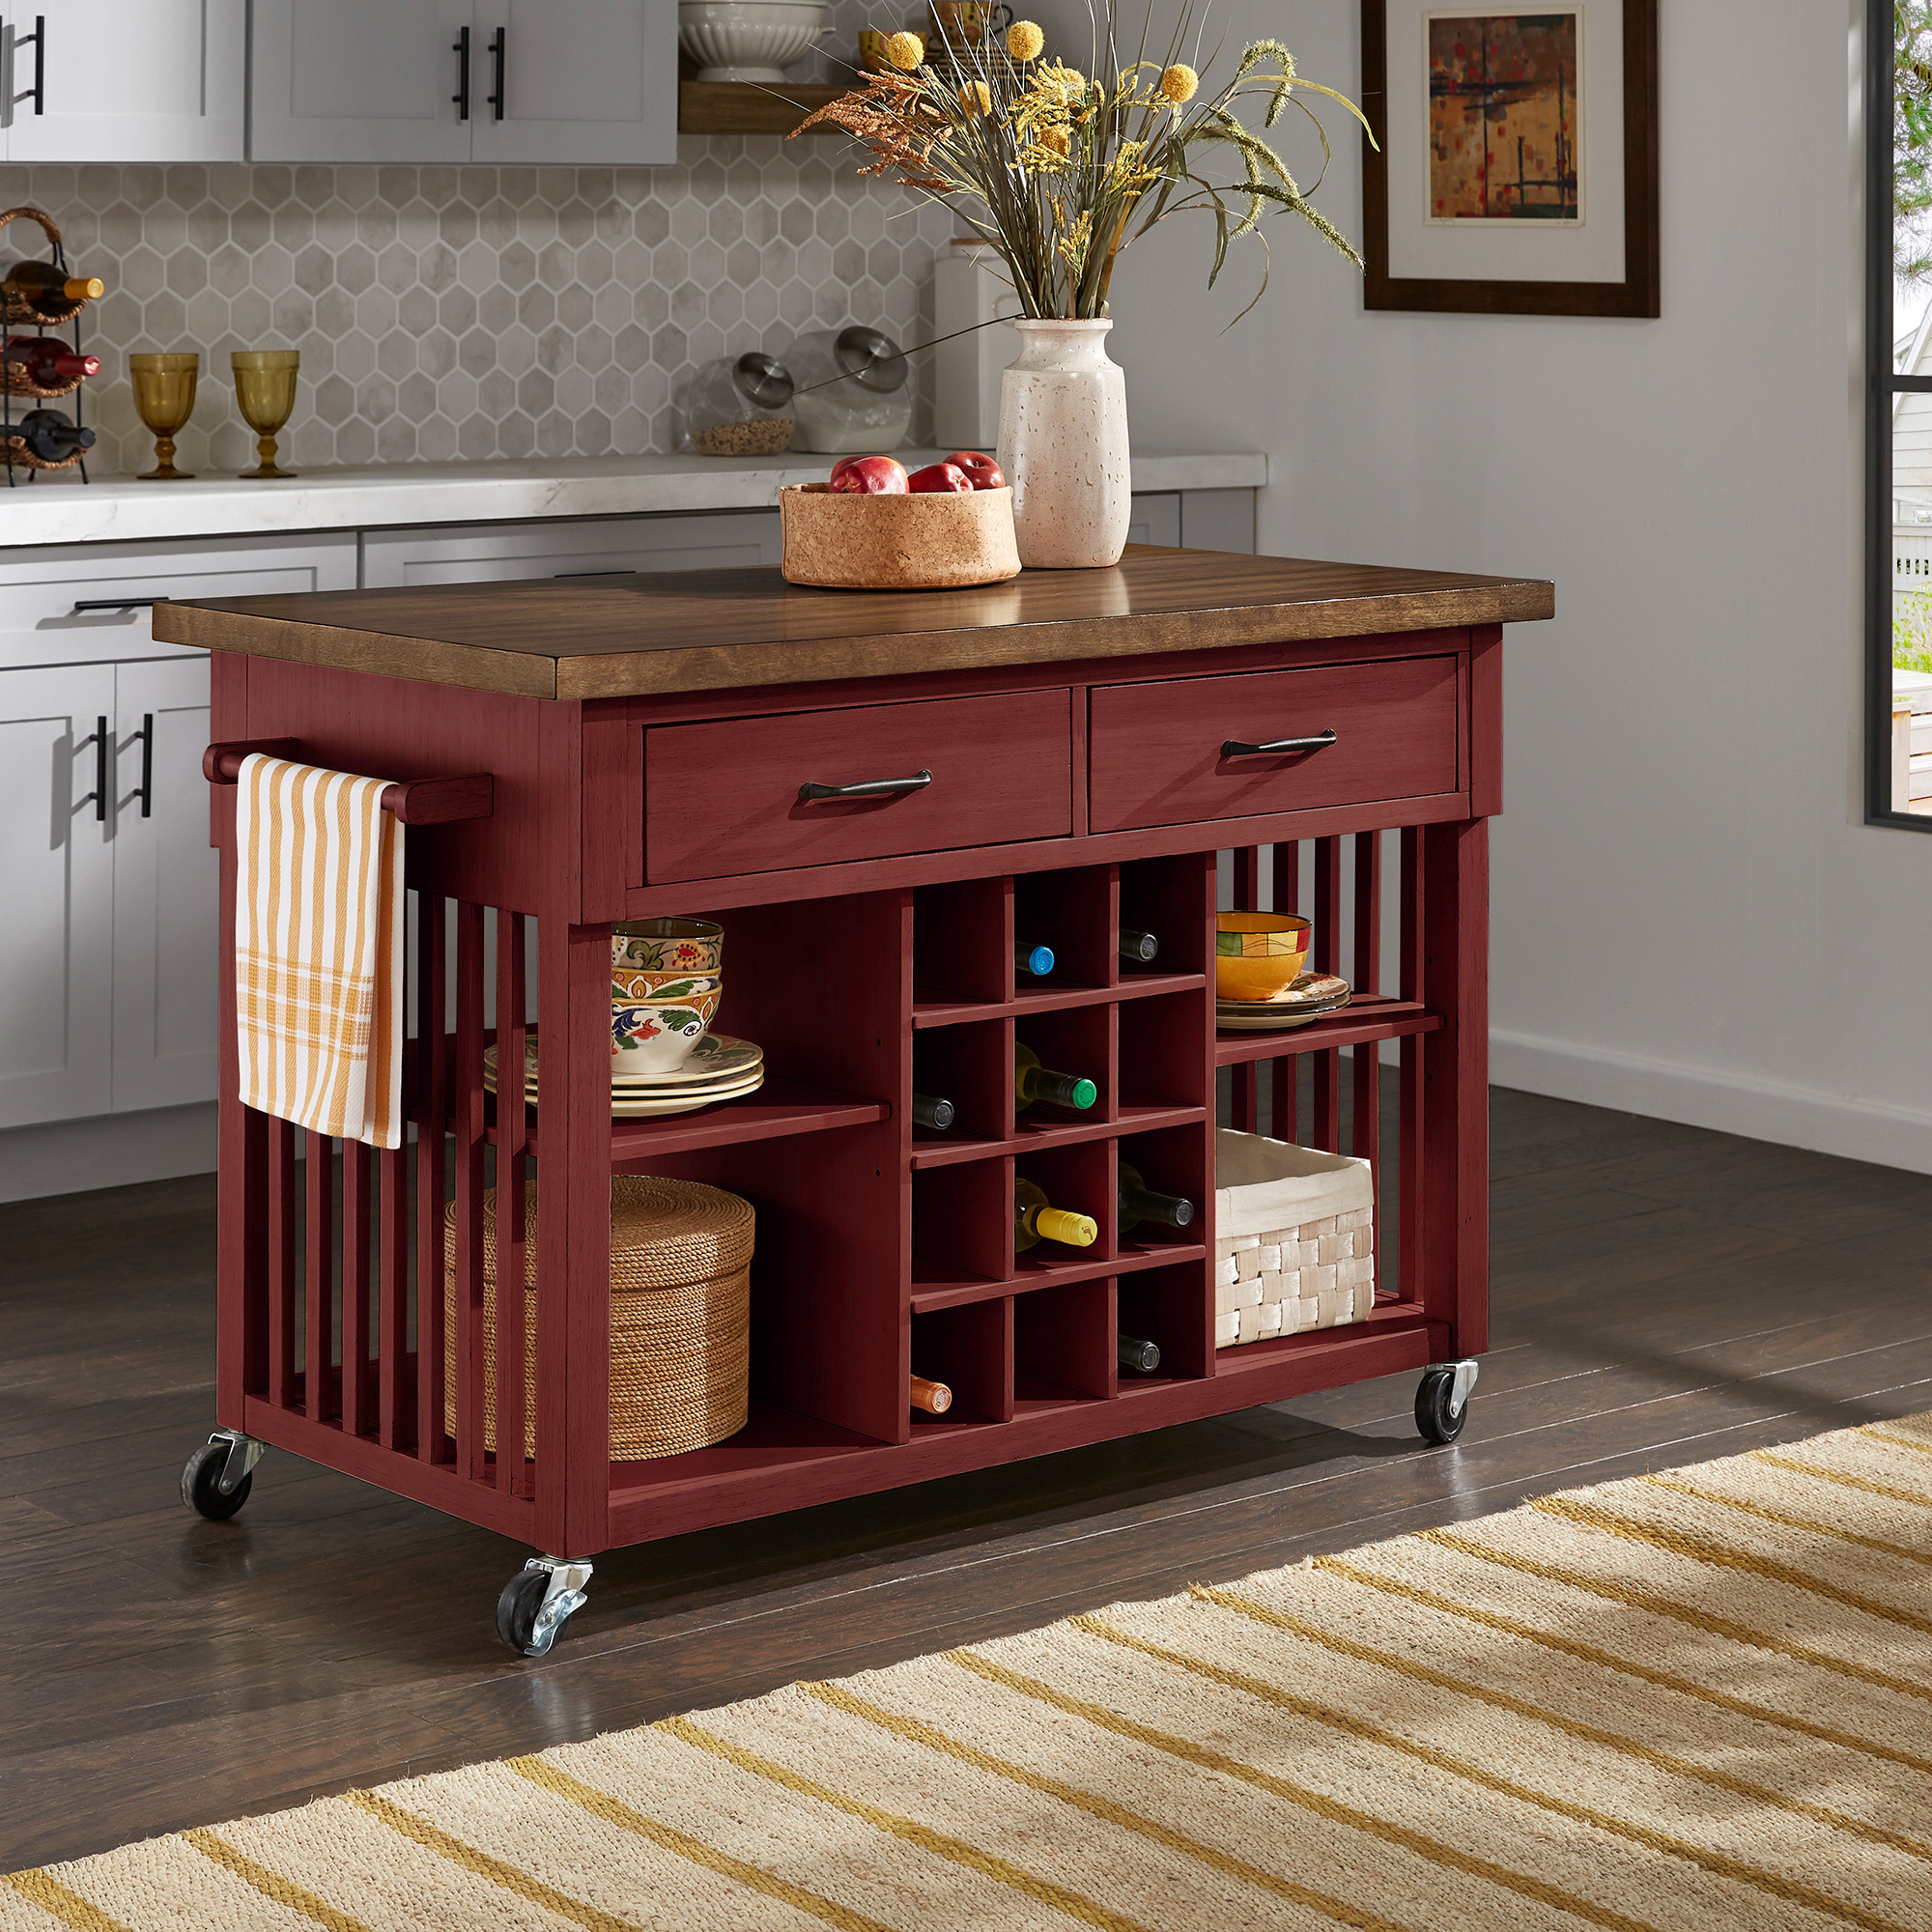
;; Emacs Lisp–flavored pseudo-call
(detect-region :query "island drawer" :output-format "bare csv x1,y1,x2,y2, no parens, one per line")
643,688,1074,883
1086,655,1461,834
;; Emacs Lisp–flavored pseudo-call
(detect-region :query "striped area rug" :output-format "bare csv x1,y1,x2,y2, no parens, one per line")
9,1412,1932,1931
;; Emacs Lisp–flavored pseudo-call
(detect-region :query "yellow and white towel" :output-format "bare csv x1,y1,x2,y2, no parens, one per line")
235,753,404,1149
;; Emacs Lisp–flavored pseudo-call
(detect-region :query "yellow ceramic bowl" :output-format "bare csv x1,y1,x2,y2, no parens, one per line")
1215,912,1312,1003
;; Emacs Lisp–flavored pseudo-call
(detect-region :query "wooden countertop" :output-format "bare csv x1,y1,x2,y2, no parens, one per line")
154,547,1555,701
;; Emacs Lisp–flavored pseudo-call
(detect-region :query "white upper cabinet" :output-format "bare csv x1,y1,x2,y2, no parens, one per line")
249,0,471,164
1,1,246,162
250,0,676,165
469,2,677,166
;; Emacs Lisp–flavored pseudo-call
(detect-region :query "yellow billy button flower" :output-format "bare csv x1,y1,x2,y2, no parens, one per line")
1158,62,1199,103
885,30,925,71
1007,19,1045,62
959,78,992,115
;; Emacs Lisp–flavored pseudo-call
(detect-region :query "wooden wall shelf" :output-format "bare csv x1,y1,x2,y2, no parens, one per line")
678,80,846,136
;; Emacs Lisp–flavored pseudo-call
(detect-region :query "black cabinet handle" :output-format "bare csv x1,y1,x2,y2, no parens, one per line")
71,595,170,613
133,712,154,819
1221,728,1338,758
451,24,470,119
76,712,106,822
487,26,505,120
12,14,44,117
799,769,932,803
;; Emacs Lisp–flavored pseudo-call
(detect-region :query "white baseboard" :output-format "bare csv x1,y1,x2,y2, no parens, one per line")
1491,1028,1932,1177
0,1102,219,1205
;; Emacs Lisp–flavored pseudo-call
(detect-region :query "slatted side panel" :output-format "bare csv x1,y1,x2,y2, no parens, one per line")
232,893,539,1517
1216,822,1435,1316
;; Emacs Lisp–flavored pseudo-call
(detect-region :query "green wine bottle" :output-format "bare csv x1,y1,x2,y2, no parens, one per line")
1015,1040,1095,1111
1118,1333,1162,1374
1015,941,1055,977
911,1092,955,1131
1119,928,1158,965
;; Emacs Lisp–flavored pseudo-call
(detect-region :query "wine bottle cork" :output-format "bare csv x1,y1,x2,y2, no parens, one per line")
910,1375,952,1414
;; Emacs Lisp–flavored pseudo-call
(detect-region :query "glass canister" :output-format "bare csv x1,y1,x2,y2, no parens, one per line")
782,327,913,452
673,352,797,456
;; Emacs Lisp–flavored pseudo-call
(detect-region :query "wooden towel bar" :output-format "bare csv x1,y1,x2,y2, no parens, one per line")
202,738,495,825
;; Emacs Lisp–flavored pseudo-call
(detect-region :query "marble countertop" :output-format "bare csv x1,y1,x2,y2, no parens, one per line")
0,449,1266,550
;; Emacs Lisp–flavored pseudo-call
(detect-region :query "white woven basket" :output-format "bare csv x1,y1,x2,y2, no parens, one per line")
1213,1128,1375,1346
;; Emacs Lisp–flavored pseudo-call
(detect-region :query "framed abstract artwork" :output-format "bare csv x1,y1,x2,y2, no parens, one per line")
1360,1,1659,315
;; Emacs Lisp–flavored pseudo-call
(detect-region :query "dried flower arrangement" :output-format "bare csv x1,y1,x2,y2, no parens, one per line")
792,3,1372,322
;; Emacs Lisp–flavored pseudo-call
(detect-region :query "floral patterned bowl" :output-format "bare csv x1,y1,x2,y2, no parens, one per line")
611,984,723,1072
612,917,723,978
611,918,725,1070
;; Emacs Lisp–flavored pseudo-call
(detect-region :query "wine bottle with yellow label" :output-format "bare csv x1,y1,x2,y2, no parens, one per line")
1014,1177,1097,1253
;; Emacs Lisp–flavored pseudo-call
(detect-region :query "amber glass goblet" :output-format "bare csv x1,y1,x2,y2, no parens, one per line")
128,352,198,481
231,349,300,479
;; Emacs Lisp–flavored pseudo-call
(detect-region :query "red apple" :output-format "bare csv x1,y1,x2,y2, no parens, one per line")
948,449,1005,491
828,454,908,494
907,461,973,494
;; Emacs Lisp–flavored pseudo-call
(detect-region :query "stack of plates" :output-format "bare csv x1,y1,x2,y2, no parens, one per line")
485,1032,765,1119
1217,972,1352,1033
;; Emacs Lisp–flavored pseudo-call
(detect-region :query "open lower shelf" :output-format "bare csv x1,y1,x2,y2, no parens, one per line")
486,1076,890,1163
604,1307,1451,1545
1215,997,1440,1065
913,970,1207,1030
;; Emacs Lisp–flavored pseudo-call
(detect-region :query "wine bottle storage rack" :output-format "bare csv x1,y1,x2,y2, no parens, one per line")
0,206,95,481
208,641,1483,1561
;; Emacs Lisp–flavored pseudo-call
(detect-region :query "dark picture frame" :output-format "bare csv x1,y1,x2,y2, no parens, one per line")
1360,0,1660,316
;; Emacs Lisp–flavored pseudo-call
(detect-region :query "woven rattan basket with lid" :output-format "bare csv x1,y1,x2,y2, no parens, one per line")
442,1174,753,1462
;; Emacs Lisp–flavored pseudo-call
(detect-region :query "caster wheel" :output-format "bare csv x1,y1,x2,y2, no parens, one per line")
1415,1369,1470,1445
497,1558,592,1658
496,1570,551,1655
182,1440,252,1520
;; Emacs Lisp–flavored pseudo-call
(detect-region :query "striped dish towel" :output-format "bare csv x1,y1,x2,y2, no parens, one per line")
235,753,404,1149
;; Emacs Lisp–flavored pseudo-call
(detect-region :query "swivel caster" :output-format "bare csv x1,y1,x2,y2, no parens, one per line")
1415,1359,1479,1445
181,1429,266,1521
497,1556,593,1658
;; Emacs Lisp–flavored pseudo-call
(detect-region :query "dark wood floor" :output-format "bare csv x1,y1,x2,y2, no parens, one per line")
6,1086,1931,1871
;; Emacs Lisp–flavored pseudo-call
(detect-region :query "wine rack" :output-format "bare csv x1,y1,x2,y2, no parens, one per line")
0,205,98,481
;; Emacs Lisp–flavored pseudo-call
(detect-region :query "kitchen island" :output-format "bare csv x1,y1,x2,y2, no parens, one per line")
158,545,1552,1652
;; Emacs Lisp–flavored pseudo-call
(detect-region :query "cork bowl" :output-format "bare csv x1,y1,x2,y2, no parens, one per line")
779,482,1021,590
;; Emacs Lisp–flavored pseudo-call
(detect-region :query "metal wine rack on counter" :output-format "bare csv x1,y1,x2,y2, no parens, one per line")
0,205,98,482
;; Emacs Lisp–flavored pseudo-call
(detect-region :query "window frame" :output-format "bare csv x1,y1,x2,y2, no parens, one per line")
1869,0,1932,828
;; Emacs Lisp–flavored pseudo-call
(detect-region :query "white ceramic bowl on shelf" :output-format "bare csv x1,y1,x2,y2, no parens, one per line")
678,1,831,82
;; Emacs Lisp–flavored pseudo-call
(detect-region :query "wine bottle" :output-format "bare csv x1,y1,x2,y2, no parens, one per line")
10,409,96,462
910,1375,952,1414
2,264,105,313
1014,1040,1095,1112
911,1092,955,1131
2,335,99,383
1118,1161,1194,1235
1119,1333,1162,1374
1014,1177,1097,1252
1120,928,1158,965
1015,941,1055,978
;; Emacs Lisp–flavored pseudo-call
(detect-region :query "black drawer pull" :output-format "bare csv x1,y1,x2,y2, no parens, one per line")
799,769,932,803
133,712,154,818
1221,728,1338,758
72,596,170,612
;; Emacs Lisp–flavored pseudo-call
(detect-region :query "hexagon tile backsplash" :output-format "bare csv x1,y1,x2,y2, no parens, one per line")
0,142,958,479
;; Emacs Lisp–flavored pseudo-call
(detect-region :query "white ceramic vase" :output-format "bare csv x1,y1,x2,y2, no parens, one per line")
995,319,1131,569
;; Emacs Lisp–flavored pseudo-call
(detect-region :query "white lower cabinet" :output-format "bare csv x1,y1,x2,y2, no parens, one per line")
110,656,218,1114
0,663,117,1128
0,534,355,1134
